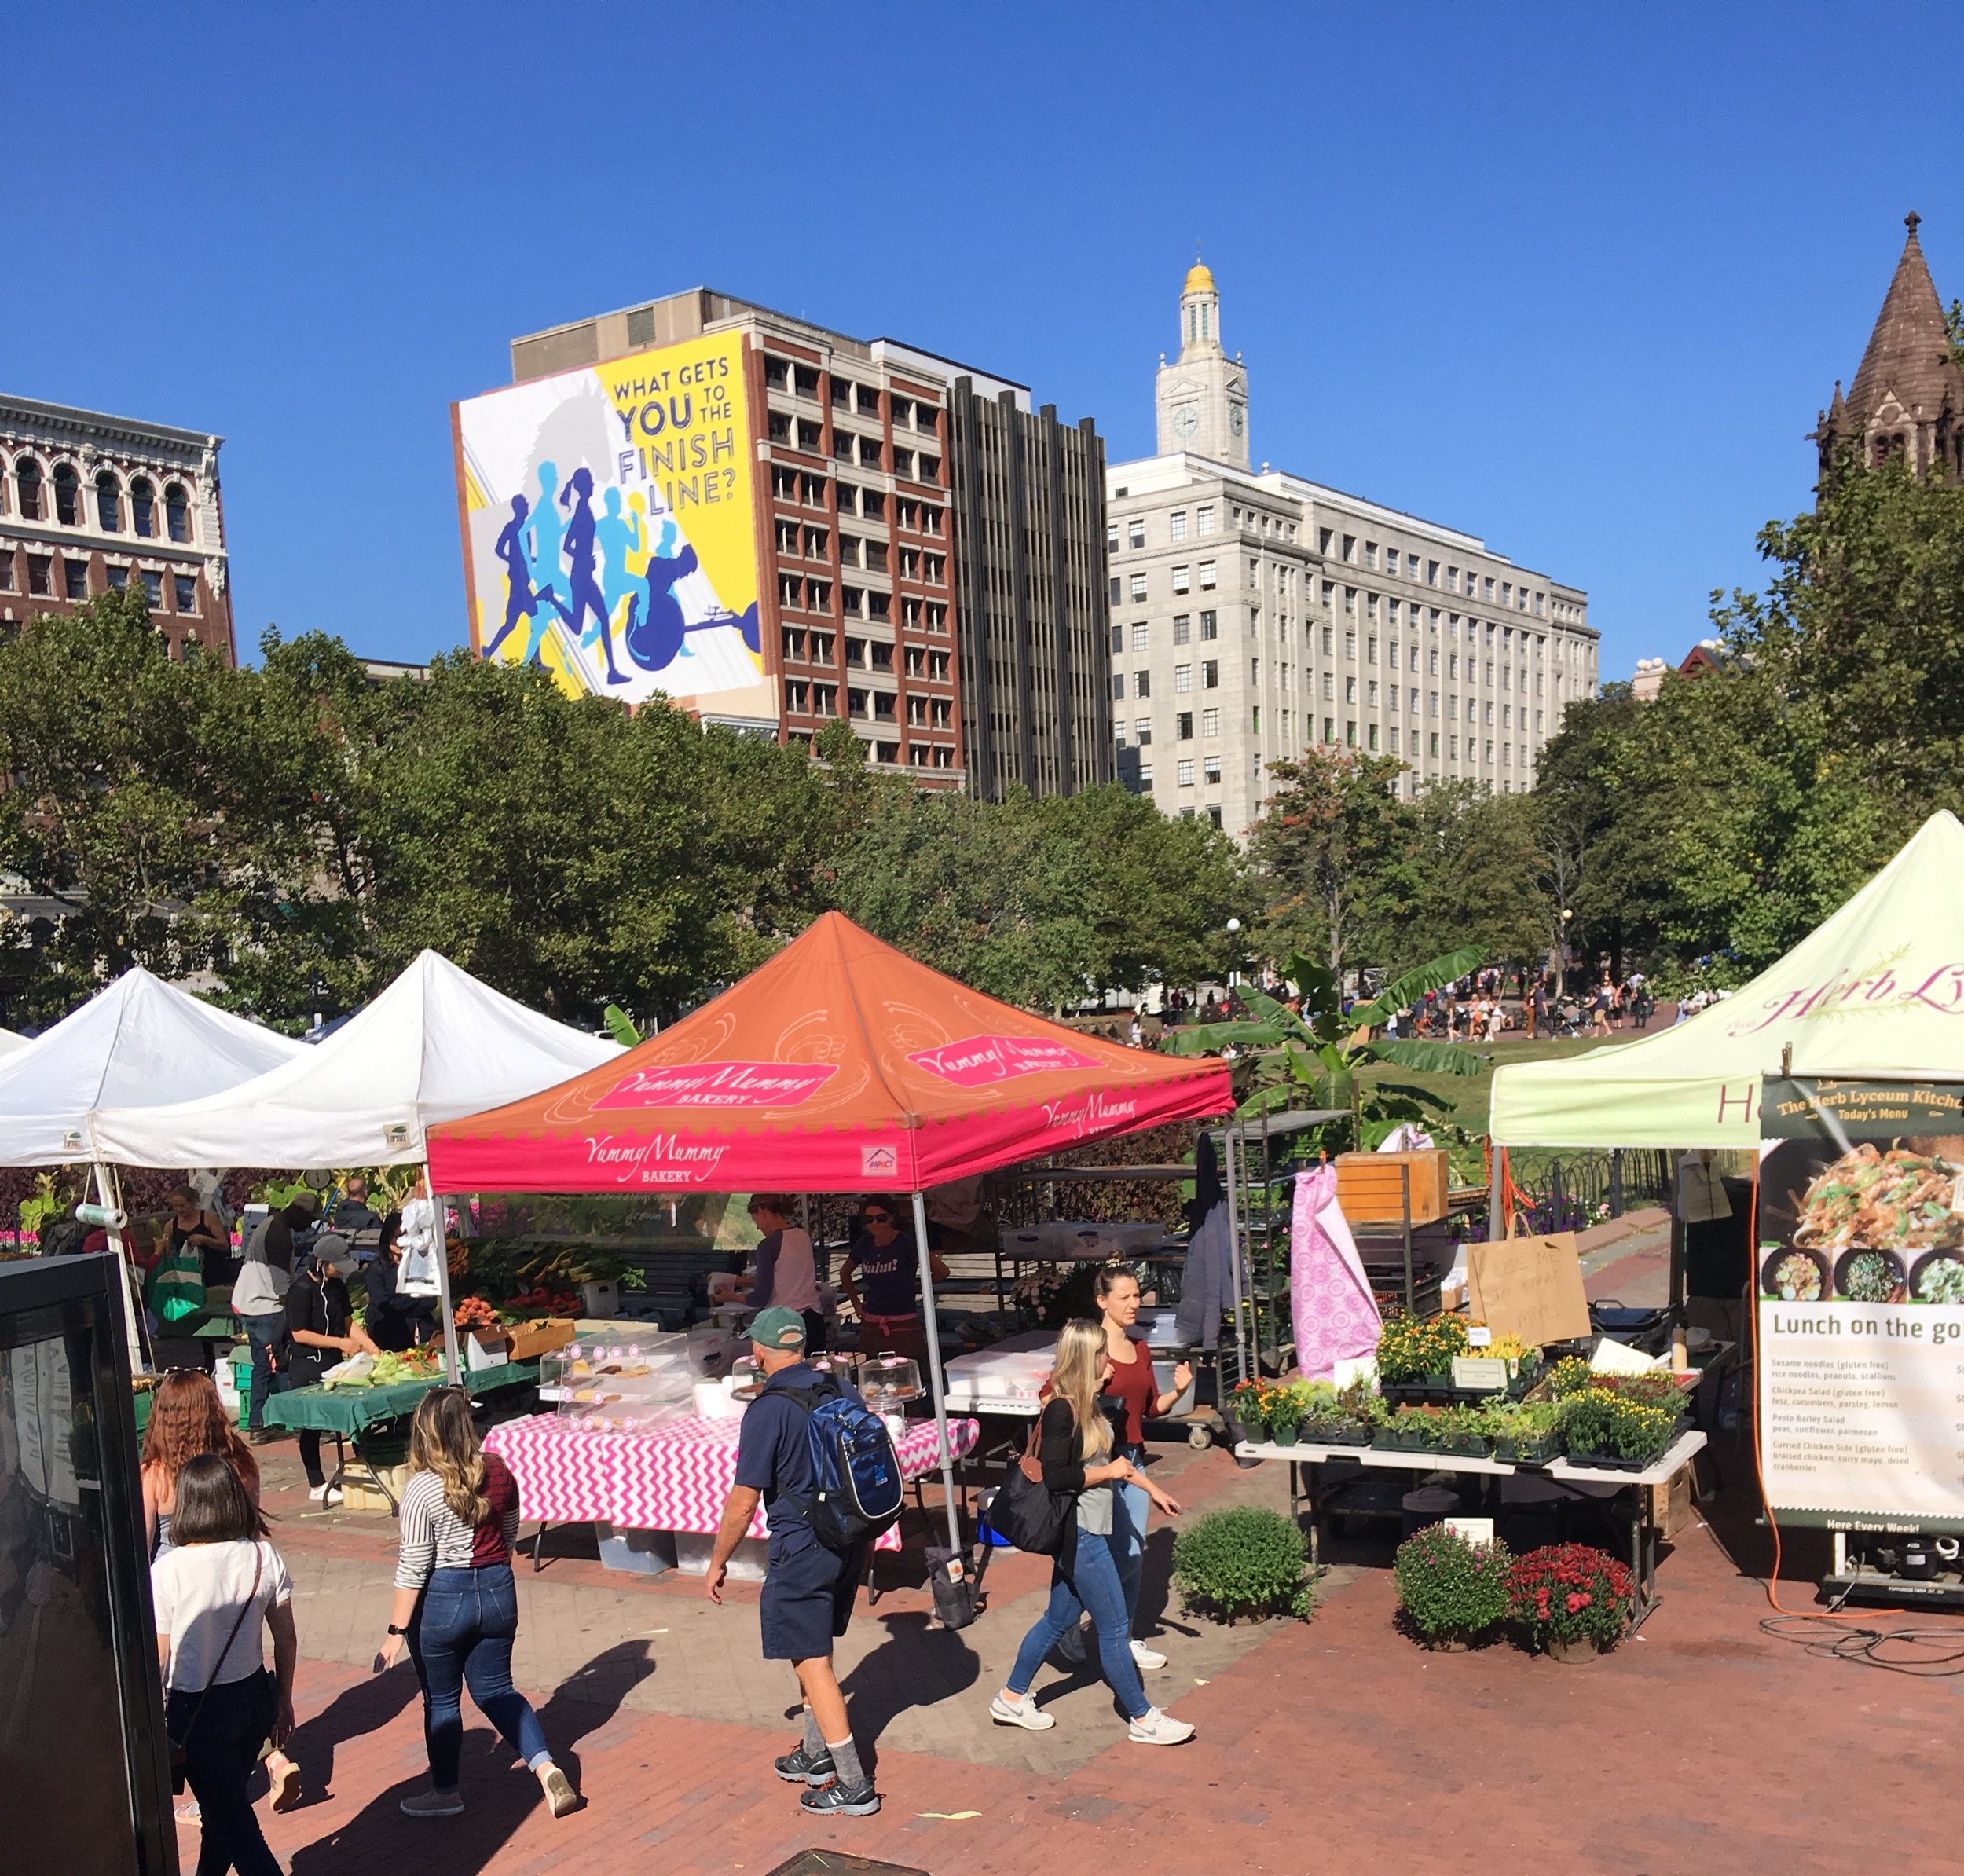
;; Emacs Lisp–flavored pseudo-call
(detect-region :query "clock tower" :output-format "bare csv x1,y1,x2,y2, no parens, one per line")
1155,258,1249,467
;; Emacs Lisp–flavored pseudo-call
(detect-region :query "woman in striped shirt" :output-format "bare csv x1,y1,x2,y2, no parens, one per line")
376,1388,578,1819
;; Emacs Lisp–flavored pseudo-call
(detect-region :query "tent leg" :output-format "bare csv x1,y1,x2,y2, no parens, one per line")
1223,1128,1248,1386
429,1171,461,1382
909,1189,962,1559
94,1161,149,1375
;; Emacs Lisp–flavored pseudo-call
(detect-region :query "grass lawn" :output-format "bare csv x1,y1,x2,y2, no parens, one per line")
1359,1031,1639,1144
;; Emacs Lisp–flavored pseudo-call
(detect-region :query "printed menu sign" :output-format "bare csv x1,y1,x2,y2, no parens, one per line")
1758,1075,1964,1532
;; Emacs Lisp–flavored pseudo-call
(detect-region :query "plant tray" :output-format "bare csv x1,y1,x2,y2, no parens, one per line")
1371,1428,1423,1453
1304,1422,1372,1447
1493,1434,1561,1465
1427,1434,1491,1459
1563,1449,1655,1473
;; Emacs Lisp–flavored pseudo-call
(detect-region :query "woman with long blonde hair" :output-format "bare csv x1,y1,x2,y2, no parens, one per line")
376,1388,577,1819
989,1319,1193,1746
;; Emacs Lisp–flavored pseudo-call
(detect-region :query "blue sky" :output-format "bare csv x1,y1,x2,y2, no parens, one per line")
10,2,1961,679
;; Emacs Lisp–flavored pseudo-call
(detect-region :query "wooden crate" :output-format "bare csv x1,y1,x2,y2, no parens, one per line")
1645,1462,1698,1540
505,1317,576,1362
1335,1149,1450,1225
340,1463,407,1514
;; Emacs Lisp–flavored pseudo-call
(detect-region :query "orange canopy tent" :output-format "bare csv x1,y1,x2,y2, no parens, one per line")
427,911,1233,1196
428,913,1233,1555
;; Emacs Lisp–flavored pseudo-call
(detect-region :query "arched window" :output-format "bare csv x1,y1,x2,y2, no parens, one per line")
95,471,121,532
1199,303,1210,340
0,453,7,518
1187,306,1196,343
165,483,191,544
53,464,80,526
130,478,155,537
14,459,40,521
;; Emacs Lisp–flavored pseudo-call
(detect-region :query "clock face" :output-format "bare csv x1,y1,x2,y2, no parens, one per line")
1172,405,1200,439
1229,403,1245,438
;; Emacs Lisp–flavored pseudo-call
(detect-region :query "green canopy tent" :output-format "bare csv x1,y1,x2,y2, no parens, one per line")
1491,811,1964,1152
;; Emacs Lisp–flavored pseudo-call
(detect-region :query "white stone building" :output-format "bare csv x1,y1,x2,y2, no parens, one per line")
1106,264,1597,837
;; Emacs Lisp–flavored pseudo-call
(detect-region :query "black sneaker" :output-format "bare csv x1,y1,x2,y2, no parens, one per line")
799,1779,881,1817
774,1744,835,1786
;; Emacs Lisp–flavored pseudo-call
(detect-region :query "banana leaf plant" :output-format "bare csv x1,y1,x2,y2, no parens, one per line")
1165,944,1488,1144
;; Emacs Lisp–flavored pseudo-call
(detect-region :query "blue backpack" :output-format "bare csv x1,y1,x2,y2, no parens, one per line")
780,1376,905,1550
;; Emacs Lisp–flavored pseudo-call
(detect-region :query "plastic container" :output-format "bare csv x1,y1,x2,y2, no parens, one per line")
861,1354,922,1409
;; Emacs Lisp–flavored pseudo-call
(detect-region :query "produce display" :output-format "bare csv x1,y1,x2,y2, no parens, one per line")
320,1348,443,1390
1792,1143,1964,1255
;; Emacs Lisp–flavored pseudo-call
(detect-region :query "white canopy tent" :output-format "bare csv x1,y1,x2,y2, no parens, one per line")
1491,810,1964,1150
90,951,621,1374
0,1028,32,1059
0,965,303,1166
0,965,306,1370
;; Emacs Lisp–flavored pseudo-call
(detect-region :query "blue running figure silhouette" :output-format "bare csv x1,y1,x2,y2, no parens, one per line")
482,492,570,661
558,467,628,684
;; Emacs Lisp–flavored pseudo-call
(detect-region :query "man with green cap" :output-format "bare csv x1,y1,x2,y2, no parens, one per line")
707,1305,879,1817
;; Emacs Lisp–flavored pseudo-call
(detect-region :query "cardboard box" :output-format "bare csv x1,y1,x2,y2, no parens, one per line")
1336,1149,1451,1225
505,1317,576,1362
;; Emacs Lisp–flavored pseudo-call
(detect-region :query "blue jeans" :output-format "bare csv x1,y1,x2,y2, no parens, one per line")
1115,1447,1149,1627
170,1670,281,1876
407,1563,550,1790
238,1312,284,1431
1006,1528,1150,1720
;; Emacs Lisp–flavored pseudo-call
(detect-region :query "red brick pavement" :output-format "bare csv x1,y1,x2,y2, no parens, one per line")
200,1466,1964,1876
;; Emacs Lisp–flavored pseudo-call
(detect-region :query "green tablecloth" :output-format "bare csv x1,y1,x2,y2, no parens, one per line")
264,1362,538,1437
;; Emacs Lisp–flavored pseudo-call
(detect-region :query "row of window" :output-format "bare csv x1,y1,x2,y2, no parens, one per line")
2,455,197,543
1312,529,1552,617
760,357,940,435
1108,504,1221,552
0,548,200,612
779,627,952,682
765,468,947,534
764,407,941,483
781,726,957,770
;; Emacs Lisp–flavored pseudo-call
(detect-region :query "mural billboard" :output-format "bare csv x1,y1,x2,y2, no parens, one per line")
453,331,769,716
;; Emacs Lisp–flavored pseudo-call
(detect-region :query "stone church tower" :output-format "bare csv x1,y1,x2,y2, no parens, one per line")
1155,261,1250,467
1812,212,1963,484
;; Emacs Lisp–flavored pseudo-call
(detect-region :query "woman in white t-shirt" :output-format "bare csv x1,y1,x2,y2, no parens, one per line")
151,1454,298,1876
735,1194,826,1350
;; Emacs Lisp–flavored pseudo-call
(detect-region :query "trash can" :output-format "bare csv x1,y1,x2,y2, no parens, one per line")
1401,1485,1461,1541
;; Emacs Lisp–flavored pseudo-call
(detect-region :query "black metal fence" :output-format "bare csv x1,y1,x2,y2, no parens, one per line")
1494,1146,1675,1238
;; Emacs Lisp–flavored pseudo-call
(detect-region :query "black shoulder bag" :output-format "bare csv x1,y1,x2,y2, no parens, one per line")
986,1410,1076,1556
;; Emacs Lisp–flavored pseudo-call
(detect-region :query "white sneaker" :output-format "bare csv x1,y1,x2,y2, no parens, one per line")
990,1691,1057,1731
1130,1639,1167,1670
306,1481,332,1503
1127,1707,1195,1746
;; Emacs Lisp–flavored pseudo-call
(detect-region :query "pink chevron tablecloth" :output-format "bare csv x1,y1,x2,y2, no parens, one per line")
483,1411,980,1551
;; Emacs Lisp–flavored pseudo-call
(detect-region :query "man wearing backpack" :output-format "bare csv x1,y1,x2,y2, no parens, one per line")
706,1306,883,1819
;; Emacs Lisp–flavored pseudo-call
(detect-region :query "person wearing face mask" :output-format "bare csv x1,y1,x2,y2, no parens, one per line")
277,1236,379,1504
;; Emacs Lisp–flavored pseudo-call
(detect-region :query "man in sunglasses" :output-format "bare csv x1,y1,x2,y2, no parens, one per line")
837,1199,948,1367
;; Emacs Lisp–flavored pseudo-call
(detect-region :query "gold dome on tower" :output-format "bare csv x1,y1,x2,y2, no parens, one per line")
1183,260,1216,295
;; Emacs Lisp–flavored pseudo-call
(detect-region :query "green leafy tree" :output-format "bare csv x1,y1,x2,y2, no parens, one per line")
1248,746,1410,980
1167,943,1485,1140
0,588,234,1020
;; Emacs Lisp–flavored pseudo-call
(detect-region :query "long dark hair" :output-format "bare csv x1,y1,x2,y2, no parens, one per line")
171,1452,266,1544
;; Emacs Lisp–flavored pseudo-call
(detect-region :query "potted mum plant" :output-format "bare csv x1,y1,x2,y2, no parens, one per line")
1508,1543,1636,1660
1393,1524,1512,1649
1560,1390,1675,1470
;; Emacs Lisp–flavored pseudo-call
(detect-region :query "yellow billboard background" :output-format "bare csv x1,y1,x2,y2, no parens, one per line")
454,329,768,716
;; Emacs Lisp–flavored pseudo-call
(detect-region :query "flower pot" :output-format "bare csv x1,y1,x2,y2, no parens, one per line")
1544,1632,1602,1663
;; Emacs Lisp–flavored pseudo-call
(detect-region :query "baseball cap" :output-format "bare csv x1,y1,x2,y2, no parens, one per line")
749,1306,807,1351
286,1190,321,1218
310,1233,357,1275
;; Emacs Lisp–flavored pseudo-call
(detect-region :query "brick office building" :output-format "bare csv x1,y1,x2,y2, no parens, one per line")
0,394,233,659
502,291,1110,795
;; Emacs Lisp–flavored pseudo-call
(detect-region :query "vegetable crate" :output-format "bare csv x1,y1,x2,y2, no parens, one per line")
504,1317,576,1363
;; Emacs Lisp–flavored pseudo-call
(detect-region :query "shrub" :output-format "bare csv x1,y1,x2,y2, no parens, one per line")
1508,1543,1635,1651
1392,1526,1512,1642
1172,1507,1314,1621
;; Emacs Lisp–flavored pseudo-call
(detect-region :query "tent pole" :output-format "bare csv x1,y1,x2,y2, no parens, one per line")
94,1160,148,1375
908,1188,962,1558
1223,1126,1248,1387
427,1168,461,1381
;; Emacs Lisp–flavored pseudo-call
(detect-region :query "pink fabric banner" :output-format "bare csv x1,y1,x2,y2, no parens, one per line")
484,1411,980,1551
1289,1164,1383,1380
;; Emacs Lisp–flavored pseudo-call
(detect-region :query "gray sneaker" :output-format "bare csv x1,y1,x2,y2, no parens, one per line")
800,1779,881,1817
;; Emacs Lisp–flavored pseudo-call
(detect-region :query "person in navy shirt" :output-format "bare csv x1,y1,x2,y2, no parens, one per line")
839,1198,948,1366
707,1307,879,1819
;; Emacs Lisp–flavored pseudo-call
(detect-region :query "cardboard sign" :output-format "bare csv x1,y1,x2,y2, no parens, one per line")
1444,1517,1495,1545
1451,1356,1509,1392
1466,1230,1590,1348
